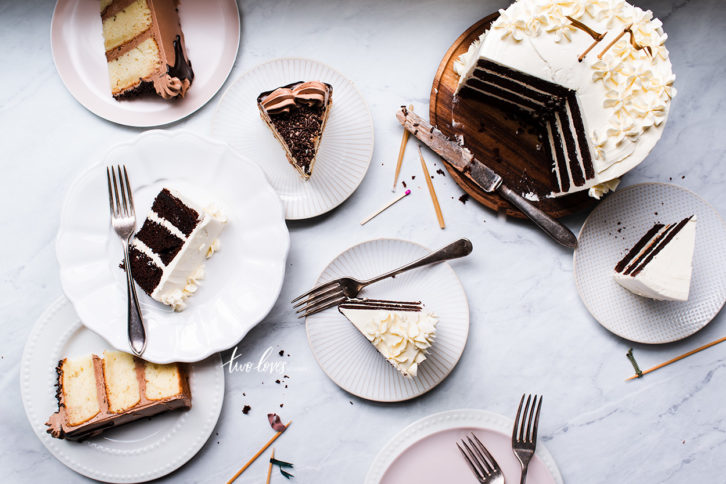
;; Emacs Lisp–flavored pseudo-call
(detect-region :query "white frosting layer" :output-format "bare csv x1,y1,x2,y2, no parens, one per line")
454,0,675,197
145,190,227,312
339,307,438,378
614,216,697,301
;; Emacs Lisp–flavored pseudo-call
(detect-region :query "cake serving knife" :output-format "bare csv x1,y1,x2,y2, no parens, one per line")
396,107,577,249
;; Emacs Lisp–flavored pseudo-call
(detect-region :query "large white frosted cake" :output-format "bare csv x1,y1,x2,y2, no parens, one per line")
454,0,676,199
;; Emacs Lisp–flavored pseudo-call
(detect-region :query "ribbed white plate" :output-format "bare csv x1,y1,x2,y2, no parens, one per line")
306,239,470,402
51,0,240,127
574,183,726,343
366,409,563,484
20,297,224,483
56,130,289,363
210,58,374,220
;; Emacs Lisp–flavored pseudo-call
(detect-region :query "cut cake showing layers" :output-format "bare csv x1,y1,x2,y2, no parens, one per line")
257,81,333,180
126,188,227,311
338,299,438,378
46,350,191,440
454,0,676,199
613,215,697,301
101,0,194,100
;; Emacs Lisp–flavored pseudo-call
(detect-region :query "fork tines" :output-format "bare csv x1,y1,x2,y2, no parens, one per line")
291,281,345,318
513,393,542,446
106,165,135,219
457,433,502,483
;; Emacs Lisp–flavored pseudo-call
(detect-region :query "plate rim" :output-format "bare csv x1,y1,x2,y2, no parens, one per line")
573,182,726,344
50,0,241,127
19,296,225,483
305,237,470,402
210,56,375,220
365,408,564,484
55,129,290,363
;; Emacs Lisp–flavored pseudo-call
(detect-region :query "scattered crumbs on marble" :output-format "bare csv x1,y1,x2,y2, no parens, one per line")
459,194,470,204
412,175,416,180
243,392,246,396
669,177,672,181
682,440,686,444
284,374,290,379
280,403,284,408
430,175,434,179
681,175,685,180
275,379,281,384
349,401,354,405
654,212,658,216
279,350,284,357
284,384,288,388
402,180,407,188
242,405,251,415
436,168,445,176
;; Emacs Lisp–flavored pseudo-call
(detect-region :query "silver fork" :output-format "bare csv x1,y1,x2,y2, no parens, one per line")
106,165,146,356
291,238,473,317
512,394,543,484
456,433,505,484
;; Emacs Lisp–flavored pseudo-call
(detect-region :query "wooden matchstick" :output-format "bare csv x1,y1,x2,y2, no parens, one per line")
265,448,275,484
227,421,292,484
361,189,411,225
626,336,726,381
393,105,414,190
418,146,445,229
598,25,630,59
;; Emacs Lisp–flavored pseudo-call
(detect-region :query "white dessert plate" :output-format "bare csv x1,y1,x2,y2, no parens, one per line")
210,58,375,220
574,183,726,344
56,130,290,363
366,409,563,484
306,238,470,402
20,297,225,483
51,0,240,127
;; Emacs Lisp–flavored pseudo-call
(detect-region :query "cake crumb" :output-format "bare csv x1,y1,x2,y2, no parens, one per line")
279,350,284,357
402,181,407,188
436,169,445,176
459,194,470,204
242,405,251,415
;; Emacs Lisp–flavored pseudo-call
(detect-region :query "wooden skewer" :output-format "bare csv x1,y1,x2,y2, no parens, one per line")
626,336,726,381
392,104,414,190
418,146,445,229
265,448,275,484
226,421,292,484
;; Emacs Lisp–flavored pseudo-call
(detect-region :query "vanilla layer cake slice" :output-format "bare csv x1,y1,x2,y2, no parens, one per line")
613,216,697,301
454,0,675,198
126,188,227,311
46,350,191,440
257,81,333,179
101,0,194,100
338,299,438,378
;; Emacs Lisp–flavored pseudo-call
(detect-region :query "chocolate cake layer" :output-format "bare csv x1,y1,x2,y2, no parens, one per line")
135,220,184,265
151,188,199,236
127,247,163,294
630,216,693,277
615,223,666,273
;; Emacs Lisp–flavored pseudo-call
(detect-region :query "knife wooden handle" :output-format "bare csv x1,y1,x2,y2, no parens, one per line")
498,184,578,248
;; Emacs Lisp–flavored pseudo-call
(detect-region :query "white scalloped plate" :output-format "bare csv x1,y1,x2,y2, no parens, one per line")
51,0,240,127
20,297,225,483
366,409,563,484
210,58,374,220
574,183,726,343
306,239,470,402
56,130,289,363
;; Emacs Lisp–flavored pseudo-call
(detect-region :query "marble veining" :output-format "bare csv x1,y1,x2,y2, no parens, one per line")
0,0,725,483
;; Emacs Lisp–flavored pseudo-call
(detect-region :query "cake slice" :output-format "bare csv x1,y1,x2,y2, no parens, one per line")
338,299,438,378
101,0,194,100
613,216,697,301
46,350,191,440
257,81,333,179
125,188,227,311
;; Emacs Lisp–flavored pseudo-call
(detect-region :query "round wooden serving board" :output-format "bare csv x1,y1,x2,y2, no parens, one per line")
429,14,595,219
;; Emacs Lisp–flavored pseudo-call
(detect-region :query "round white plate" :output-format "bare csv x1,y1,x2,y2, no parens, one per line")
210,58,375,220
306,239,469,402
51,0,240,127
574,183,726,344
56,130,290,363
366,409,563,484
20,297,225,483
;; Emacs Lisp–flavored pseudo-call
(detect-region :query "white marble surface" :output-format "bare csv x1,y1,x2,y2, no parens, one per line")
1,0,725,482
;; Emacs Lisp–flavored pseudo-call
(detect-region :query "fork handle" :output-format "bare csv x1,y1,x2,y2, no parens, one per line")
520,465,529,484
362,238,473,286
123,241,147,356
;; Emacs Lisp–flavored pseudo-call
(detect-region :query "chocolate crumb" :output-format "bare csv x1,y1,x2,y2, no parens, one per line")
412,176,416,180
242,405,251,415
349,401,354,405
275,379,281,384
279,350,284,357
681,175,685,179
436,169,445,176
459,194,470,204
279,403,284,408
402,181,407,188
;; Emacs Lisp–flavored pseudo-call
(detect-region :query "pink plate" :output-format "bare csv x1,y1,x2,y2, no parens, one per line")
50,0,240,127
367,410,563,484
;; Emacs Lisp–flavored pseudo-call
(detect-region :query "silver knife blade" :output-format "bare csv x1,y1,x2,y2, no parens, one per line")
395,107,501,191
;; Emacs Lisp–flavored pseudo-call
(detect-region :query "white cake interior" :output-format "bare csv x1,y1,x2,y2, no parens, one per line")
103,350,141,413
61,356,101,426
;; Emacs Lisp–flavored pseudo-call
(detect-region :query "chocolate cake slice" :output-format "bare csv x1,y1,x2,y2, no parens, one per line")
257,81,333,180
125,188,227,311
46,350,191,440
613,215,697,301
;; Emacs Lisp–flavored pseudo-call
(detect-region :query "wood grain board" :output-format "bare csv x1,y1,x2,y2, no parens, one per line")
429,14,595,219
